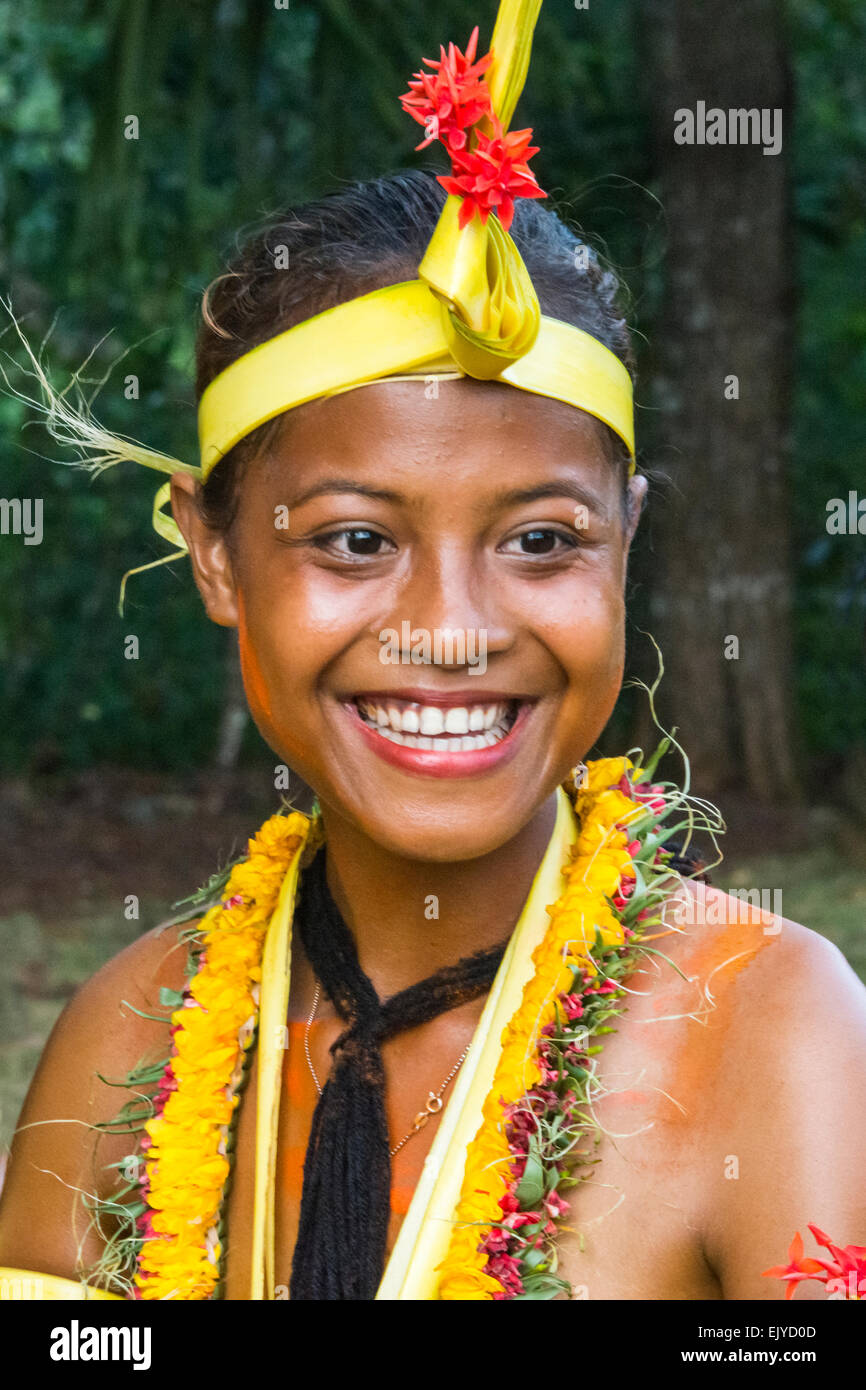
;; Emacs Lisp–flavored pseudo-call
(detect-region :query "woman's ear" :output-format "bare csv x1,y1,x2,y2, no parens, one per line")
624,472,648,548
170,473,239,627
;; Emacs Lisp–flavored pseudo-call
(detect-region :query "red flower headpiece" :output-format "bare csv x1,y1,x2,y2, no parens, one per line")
400,25,547,232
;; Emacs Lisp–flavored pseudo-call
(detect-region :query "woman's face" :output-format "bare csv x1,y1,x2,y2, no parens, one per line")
174,378,646,862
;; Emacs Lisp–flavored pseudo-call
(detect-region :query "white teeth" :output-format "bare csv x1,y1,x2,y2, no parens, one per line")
357,699,508,735
366,723,510,751
419,707,444,736
444,707,469,735
354,697,520,752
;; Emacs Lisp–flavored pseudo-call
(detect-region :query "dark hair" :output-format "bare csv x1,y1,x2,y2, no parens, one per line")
196,168,636,532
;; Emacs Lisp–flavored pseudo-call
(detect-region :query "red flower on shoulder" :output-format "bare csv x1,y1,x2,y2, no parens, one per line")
763,1226,866,1300
761,1231,826,1300
807,1224,866,1299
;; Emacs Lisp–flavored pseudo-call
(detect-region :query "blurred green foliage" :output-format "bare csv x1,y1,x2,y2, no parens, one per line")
0,0,863,774
788,0,866,760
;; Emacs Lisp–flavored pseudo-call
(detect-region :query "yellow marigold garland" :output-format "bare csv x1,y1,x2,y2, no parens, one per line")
92,743,708,1301
436,756,653,1300
134,811,314,1300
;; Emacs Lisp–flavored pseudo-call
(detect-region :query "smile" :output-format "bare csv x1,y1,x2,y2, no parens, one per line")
344,690,533,778
355,695,517,749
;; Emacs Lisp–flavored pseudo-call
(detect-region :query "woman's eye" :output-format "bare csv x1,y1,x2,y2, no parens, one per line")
502,528,579,557
312,528,393,558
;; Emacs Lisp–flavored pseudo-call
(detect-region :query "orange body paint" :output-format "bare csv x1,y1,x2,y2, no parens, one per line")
236,591,276,728
653,889,779,1129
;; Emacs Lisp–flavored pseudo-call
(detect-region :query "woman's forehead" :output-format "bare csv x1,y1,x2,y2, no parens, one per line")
262,376,611,476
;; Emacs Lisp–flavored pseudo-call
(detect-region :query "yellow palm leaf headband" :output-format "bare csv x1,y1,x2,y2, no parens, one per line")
1,0,634,613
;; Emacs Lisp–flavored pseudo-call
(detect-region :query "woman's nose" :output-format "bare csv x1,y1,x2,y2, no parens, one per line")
377,549,513,670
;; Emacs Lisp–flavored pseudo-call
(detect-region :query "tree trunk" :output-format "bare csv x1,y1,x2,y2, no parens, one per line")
639,0,801,801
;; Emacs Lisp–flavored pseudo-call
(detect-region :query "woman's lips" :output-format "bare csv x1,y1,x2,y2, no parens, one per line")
342,693,534,778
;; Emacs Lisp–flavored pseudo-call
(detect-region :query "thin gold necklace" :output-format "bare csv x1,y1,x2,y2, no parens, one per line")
303,981,471,1158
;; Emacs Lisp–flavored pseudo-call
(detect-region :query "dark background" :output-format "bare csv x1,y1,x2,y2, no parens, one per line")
0,0,864,1149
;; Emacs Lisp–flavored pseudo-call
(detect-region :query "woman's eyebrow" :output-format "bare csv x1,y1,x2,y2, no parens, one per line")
284,478,609,518
288,480,404,507
497,481,610,521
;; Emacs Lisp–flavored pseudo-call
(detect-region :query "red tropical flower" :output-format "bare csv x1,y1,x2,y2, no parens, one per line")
478,1226,510,1255
438,122,546,231
762,1230,838,1300
401,29,547,231
806,1224,866,1298
559,992,585,1022
399,25,494,154
543,1190,571,1221
485,1252,525,1297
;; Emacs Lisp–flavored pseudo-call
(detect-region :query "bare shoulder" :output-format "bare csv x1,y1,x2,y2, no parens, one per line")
669,878,866,1040
0,916,198,1281
667,879,866,1297
660,878,866,1107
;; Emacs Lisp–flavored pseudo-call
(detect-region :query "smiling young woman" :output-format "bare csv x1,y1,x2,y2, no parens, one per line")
176,375,641,866
1,2,865,1304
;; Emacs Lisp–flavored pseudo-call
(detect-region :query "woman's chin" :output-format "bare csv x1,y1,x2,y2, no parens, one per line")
320,787,554,864
348,823,523,865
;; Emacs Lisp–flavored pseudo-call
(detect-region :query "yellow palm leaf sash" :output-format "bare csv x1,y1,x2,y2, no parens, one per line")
376,783,579,1299
249,784,579,1301
0,1267,122,1300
